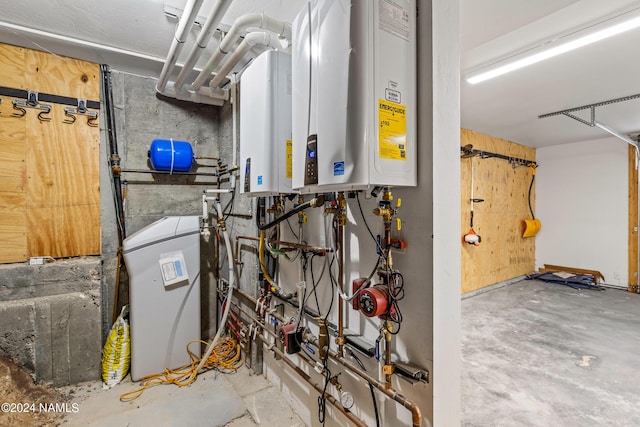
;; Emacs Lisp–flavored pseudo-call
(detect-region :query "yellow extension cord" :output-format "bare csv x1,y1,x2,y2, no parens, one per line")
120,336,242,402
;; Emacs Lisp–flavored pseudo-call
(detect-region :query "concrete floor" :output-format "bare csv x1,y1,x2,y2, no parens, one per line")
58,365,304,427
462,279,640,426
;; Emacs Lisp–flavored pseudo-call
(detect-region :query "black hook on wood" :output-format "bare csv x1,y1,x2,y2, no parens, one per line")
12,102,26,118
63,109,77,124
87,114,99,127
37,106,52,122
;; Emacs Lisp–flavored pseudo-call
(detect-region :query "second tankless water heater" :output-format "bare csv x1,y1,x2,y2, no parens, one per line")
240,50,293,196
292,0,417,193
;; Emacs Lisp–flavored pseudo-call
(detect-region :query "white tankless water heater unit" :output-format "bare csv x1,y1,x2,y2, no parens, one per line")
240,50,293,196
292,0,417,193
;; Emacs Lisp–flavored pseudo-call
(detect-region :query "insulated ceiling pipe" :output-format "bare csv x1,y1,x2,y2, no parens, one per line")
156,0,204,93
191,13,291,90
208,31,281,88
172,0,234,92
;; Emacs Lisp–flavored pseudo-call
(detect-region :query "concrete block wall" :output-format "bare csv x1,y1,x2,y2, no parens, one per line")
102,70,231,344
0,258,101,386
0,69,232,386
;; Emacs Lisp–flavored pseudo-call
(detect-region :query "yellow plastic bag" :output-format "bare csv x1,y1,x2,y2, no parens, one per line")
101,305,130,388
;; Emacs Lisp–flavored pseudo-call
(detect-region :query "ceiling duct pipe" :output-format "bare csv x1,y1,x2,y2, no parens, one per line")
172,0,234,92
208,31,281,88
191,13,291,90
156,0,204,93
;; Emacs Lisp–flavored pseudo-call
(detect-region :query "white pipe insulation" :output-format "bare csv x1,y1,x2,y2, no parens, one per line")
192,13,292,90
208,31,282,88
158,83,226,106
156,0,204,93
173,0,234,92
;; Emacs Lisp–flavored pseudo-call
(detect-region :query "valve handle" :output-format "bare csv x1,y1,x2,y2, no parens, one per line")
396,217,402,231
396,198,402,208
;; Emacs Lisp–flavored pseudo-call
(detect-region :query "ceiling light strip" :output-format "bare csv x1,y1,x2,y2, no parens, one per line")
466,12,640,85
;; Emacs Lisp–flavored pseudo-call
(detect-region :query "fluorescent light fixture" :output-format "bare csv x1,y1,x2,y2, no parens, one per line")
466,14,640,85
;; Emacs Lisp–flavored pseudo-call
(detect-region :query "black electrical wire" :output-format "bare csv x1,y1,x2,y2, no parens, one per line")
387,272,405,335
318,215,337,426
285,216,300,240
349,352,380,427
223,189,236,221
355,192,384,254
309,254,322,314
528,173,536,220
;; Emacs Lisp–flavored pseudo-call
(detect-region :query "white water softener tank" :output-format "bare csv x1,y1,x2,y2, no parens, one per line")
123,216,201,381
240,50,293,196
292,0,417,193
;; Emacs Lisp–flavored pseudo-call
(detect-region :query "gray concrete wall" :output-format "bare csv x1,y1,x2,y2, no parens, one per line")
0,258,102,386
102,70,230,344
0,69,233,387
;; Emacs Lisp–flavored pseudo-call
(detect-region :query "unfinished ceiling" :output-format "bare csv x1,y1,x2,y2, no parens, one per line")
1,1,639,148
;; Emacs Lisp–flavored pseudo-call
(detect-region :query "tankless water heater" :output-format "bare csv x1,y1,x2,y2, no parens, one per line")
240,50,293,196
292,0,417,193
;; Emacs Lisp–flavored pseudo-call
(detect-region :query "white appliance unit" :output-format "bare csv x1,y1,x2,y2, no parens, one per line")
292,0,417,193
240,50,293,196
122,216,201,381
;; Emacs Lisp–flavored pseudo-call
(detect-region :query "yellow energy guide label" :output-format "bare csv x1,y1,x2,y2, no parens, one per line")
286,139,292,178
378,99,407,160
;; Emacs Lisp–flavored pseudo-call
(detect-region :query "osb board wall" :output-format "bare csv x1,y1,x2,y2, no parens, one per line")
0,44,100,263
461,129,536,294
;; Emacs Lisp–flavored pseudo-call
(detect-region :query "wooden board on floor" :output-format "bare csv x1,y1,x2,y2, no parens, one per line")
461,128,536,294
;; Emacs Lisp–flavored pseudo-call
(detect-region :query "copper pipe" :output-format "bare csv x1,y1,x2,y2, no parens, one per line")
385,321,393,389
332,350,423,427
260,336,367,427
269,240,334,253
231,286,423,427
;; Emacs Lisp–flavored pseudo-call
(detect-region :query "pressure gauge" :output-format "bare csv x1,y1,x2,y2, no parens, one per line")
340,391,354,410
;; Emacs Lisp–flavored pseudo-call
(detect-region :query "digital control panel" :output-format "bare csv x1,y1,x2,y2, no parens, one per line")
304,134,318,185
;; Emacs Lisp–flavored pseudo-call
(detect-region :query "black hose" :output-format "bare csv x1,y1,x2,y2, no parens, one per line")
349,351,380,427
528,173,535,220
257,196,324,230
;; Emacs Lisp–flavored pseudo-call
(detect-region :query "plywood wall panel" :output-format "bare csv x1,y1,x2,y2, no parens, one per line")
25,106,100,208
0,194,27,262
461,129,536,294
25,50,100,100
0,44,26,89
27,204,101,258
0,43,100,263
